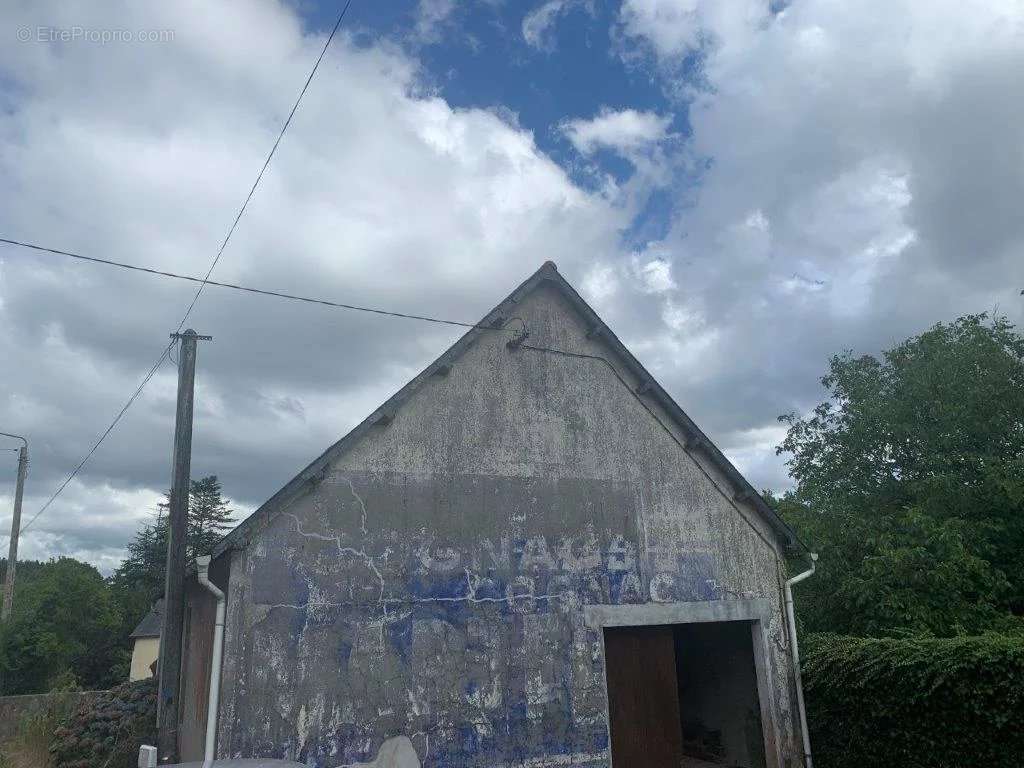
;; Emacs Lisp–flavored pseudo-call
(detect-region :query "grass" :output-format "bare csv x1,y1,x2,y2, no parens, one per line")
0,708,56,768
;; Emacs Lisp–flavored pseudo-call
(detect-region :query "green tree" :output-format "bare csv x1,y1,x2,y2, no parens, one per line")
0,558,126,694
108,510,170,641
109,475,234,636
110,511,168,595
777,314,1024,636
187,475,234,559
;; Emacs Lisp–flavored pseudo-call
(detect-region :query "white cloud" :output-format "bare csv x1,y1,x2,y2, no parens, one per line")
3,0,1024,567
632,256,676,293
619,0,704,58
618,0,766,62
0,0,629,566
414,0,457,43
581,263,619,304
522,0,592,51
596,0,1024,489
561,107,672,156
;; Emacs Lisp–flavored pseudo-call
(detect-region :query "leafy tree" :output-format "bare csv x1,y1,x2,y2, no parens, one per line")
0,476,234,694
0,558,126,694
777,314,1024,636
0,557,48,587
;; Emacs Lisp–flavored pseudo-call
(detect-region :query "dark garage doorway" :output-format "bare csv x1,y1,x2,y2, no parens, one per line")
604,622,767,768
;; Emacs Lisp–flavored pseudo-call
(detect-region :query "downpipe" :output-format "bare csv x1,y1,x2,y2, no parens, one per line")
196,555,225,768
785,552,818,768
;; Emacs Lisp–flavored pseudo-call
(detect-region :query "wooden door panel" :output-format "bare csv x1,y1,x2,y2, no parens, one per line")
604,626,684,768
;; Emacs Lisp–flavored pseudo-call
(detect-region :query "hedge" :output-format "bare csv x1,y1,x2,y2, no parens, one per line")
50,677,156,768
802,632,1024,768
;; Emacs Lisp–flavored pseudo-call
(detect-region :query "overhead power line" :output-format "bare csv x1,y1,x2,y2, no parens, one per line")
176,0,355,332
11,1,355,534
0,237,499,331
19,340,175,535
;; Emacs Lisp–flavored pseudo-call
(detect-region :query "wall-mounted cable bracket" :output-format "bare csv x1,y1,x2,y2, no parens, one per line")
506,326,530,350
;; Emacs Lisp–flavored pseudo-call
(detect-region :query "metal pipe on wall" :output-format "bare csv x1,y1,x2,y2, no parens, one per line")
195,555,226,768
785,552,818,768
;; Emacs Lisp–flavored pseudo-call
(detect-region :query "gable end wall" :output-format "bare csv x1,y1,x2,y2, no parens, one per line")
215,281,800,767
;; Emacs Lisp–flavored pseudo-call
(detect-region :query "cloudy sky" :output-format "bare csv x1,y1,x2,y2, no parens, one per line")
1,0,1022,572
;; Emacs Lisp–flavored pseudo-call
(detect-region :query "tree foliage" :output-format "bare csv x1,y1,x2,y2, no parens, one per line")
1,474,233,695
109,474,234,607
776,314,1024,636
187,475,234,560
802,632,1024,768
0,558,126,694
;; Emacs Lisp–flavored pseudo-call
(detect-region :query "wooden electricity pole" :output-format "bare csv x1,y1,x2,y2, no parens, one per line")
1,432,28,622
157,329,211,764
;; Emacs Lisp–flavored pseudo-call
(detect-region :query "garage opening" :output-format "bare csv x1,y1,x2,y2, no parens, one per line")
604,622,766,768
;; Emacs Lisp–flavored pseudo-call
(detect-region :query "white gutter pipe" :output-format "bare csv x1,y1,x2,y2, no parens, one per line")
785,552,818,768
195,555,225,768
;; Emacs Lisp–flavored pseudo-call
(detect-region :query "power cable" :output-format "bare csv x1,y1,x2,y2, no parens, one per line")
176,0,354,332
18,341,176,535
0,237,505,331
11,0,355,534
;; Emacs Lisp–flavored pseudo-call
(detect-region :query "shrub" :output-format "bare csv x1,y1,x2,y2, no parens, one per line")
50,679,156,768
802,632,1024,768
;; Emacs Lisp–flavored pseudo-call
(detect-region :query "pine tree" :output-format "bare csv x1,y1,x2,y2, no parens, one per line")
110,507,168,600
109,475,234,620
187,475,234,559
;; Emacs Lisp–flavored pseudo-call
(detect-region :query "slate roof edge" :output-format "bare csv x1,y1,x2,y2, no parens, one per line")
129,600,163,639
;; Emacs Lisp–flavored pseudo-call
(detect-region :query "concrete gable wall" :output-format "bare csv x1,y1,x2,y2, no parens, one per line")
217,280,797,767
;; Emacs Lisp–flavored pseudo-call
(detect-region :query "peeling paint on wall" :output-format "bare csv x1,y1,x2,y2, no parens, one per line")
214,282,800,767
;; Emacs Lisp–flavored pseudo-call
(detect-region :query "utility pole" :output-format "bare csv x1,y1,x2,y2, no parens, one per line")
1,432,28,622
157,329,211,764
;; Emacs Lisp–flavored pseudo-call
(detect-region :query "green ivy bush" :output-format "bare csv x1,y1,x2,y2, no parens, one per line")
50,678,156,768
802,633,1024,768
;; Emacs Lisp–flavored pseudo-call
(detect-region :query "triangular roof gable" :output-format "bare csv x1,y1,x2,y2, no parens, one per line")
129,599,163,639
213,261,800,558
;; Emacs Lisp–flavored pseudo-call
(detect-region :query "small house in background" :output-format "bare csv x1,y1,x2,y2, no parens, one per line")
174,263,815,767
128,599,162,681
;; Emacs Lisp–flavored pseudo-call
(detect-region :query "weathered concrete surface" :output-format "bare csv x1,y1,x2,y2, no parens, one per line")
216,279,799,767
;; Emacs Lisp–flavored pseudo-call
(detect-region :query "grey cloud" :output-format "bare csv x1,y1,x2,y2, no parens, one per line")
592,0,1024,489
4,0,1024,571
0,1,628,567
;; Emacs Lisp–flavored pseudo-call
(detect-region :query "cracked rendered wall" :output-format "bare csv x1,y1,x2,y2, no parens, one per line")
216,281,800,767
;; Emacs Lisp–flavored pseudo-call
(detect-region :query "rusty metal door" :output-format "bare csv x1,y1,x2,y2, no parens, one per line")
604,626,684,768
